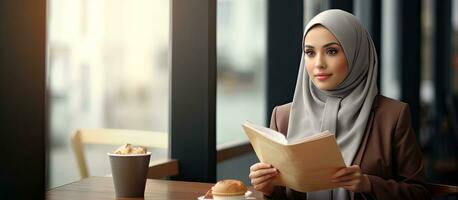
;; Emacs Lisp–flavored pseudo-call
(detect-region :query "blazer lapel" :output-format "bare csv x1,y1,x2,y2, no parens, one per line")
350,96,378,200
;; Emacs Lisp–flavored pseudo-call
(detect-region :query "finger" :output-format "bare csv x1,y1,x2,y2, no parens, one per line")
249,168,276,179
253,180,270,191
338,179,360,187
251,172,278,185
332,166,359,179
253,176,276,190
251,174,277,185
332,175,355,183
249,168,278,179
331,168,348,179
332,172,361,183
341,181,362,192
250,163,274,171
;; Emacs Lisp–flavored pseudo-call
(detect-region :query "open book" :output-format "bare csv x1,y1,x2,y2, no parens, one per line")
242,121,346,192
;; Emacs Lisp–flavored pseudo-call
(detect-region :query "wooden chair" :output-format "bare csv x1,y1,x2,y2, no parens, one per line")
427,183,458,199
71,128,179,179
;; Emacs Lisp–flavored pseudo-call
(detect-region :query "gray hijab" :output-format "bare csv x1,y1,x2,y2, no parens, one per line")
286,9,378,199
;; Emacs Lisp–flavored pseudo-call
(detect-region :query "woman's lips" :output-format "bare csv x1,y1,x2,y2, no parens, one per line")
315,73,331,81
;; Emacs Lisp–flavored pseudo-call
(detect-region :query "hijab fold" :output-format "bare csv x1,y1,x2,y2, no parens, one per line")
286,9,378,200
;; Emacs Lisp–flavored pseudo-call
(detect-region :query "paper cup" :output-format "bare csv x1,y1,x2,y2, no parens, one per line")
108,152,151,198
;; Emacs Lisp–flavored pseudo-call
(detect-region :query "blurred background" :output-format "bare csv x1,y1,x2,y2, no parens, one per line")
45,0,458,187
46,0,267,187
47,0,172,187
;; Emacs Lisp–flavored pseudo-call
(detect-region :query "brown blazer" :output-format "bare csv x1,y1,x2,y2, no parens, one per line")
266,95,430,200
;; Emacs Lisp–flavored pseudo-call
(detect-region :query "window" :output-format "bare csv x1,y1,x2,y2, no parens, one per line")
47,0,170,188
216,0,267,146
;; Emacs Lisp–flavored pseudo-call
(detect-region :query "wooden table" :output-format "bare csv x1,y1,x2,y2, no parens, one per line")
47,176,263,200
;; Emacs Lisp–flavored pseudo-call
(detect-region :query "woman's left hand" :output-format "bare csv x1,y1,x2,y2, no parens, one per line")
331,165,372,193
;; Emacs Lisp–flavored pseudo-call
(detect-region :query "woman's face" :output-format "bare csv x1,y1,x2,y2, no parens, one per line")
303,25,348,91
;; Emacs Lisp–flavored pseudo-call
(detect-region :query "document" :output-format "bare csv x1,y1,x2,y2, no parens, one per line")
242,121,346,192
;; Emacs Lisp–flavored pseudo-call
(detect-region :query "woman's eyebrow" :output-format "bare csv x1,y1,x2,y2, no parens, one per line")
304,42,340,48
322,42,340,48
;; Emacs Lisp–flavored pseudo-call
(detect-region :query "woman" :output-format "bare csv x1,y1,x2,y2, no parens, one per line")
248,9,430,200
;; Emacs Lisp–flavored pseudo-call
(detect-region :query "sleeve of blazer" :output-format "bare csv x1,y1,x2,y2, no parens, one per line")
365,104,430,200
264,106,288,200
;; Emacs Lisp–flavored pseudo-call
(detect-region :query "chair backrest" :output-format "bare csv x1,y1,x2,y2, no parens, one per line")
71,128,169,179
427,183,458,197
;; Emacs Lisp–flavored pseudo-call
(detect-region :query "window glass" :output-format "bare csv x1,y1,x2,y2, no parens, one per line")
47,0,169,188
216,0,267,146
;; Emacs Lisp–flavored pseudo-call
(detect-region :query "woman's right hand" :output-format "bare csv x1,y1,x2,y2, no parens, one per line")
249,162,279,196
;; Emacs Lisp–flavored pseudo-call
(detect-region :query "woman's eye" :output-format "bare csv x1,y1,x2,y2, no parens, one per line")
327,48,338,55
305,50,315,57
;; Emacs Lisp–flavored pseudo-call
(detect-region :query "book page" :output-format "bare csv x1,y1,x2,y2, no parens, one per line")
243,121,346,192
287,130,332,145
243,121,287,145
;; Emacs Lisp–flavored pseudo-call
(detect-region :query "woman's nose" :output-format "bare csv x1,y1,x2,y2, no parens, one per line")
314,53,326,69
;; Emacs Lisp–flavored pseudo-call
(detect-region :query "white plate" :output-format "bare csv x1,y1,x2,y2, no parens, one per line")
197,191,256,200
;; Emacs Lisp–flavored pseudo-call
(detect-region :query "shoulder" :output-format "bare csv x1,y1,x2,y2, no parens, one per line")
374,95,409,118
274,102,292,116
373,95,412,133
375,95,408,109
270,103,292,134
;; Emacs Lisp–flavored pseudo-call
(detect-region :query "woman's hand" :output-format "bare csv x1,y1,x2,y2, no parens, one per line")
249,163,279,196
331,165,372,193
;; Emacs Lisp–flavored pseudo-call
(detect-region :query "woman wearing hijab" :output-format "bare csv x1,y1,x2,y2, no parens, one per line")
248,9,429,200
